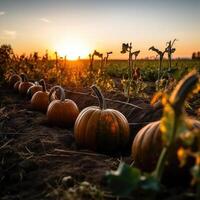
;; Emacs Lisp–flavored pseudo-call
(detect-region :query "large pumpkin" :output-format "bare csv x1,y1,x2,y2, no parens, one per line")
31,79,49,113
18,74,34,95
27,81,43,99
47,86,79,127
74,85,130,153
132,119,200,172
132,71,200,182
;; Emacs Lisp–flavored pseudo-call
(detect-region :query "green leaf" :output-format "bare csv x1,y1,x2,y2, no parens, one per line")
139,175,160,192
160,102,175,144
105,163,141,196
160,102,189,144
175,115,189,138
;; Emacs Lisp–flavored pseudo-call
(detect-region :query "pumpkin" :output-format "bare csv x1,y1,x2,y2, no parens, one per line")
18,74,34,95
27,81,43,99
31,79,49,113
14,80,21,92
8,73,21,87
47,86,79,127
74,85,130,153
13,73,24,92
132,119,200,172
132,71,200,180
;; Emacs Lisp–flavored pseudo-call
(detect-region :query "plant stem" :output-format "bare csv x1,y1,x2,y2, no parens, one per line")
169,71,199,113
153,118,177,181
153,71,199,181
20,73,28,82
169,53,172,71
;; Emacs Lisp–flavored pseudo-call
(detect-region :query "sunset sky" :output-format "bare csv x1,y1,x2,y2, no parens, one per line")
0,0,199,59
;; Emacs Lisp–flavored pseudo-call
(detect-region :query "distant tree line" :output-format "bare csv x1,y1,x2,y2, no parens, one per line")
192,51,200,60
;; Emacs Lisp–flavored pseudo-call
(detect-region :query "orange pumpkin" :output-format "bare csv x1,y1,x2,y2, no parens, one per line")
8,73,21,87
132,71,200,177
27,81,43,99
18,74,34,95
74,85,130,153
31,79,49,113
47,86,79,127
13,73,25,92
132,119,200,172
14,80,21,92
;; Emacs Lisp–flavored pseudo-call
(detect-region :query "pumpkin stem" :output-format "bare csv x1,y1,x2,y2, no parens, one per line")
49,85,65,102
169,70,199,115
15,74,22,81
91,85,106,109
20,73,28,82
39,79,47,92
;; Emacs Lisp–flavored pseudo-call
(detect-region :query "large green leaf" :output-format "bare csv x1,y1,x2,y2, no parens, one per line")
105,163,160,197
160,102,189,144
105,163,141,196
139,175,160,192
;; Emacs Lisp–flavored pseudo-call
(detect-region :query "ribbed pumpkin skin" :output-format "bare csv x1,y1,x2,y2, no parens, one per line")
132,121,162,172
31,91,49,113
19,82,34,95
132,119,200,172
8,74,21,87
27,85,43,99
74,106,130,152
47,99,79,127
14,81,21,92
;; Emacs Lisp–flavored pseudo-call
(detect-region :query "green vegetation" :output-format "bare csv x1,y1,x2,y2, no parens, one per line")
106,59,200,81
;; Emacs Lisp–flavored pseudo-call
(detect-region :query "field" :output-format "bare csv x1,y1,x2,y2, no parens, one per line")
1,49,200,200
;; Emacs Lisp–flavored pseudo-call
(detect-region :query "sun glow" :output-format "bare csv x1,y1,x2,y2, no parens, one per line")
55,39,90,60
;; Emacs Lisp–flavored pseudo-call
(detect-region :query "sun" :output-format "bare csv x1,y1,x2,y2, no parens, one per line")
55,39,90,60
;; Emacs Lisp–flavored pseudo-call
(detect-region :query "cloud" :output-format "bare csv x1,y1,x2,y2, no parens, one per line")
2,30,17,39
0,11,5,16
39,17,51,23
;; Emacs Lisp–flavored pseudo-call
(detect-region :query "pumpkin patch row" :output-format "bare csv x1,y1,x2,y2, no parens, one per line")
6,71,200,180
7,72,130,153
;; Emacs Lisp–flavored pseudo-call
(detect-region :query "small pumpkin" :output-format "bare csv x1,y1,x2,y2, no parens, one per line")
47,86,79,127
27,81,43,99
74,85,130,153
31,79,49,113
8,73,21,87
132,71,200,177
18,74,34,95
13,73,24,92
14,80,21,92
